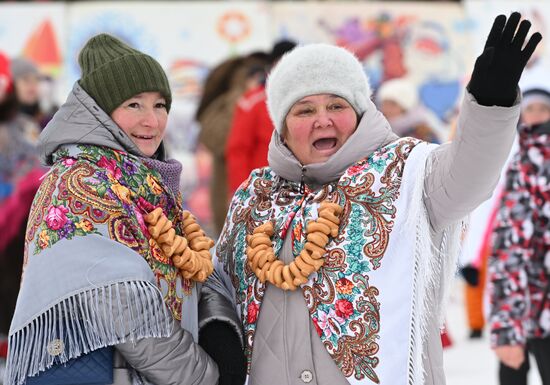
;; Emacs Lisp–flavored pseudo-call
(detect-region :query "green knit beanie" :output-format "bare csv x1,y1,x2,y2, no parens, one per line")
78,33,172,114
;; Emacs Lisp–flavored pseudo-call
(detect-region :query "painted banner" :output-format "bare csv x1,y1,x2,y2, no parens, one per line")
272,1,475,123
65,2,272,101
0,3,65,104
0,0,547,235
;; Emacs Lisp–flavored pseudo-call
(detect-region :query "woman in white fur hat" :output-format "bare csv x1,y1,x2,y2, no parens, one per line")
376,77,446,143
199,12,541,385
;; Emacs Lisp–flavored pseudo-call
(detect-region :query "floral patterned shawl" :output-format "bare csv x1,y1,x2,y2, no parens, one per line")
6,144,194,385
217,138,426,382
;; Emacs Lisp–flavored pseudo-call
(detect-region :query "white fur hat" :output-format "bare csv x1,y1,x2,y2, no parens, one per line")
266,43,372,134
376,77,419,112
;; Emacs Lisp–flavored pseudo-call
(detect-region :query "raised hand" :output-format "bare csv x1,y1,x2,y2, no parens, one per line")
467,12,543,107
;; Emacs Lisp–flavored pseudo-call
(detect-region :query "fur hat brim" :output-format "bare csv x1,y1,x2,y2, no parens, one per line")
266,44,372,134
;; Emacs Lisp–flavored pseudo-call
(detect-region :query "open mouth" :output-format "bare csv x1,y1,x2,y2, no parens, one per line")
313,137,337,151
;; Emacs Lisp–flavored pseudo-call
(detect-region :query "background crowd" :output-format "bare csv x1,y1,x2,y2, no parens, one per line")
0,1,549,384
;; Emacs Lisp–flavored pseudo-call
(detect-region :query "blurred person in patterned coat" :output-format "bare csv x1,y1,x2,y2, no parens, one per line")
488,87,550,385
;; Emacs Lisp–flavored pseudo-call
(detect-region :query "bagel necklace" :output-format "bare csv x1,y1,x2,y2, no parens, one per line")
246,200,343,290
144,207,215,282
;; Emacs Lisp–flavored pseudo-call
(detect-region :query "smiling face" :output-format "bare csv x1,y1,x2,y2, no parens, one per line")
111,92,168,157
283,94,358,165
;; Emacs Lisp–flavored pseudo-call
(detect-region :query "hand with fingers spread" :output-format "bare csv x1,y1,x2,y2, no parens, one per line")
468,12,543,107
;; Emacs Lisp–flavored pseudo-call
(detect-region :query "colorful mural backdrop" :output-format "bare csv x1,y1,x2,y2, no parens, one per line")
65,2,272,100
0,3,65,101
272,1,474,123
0,0,549,232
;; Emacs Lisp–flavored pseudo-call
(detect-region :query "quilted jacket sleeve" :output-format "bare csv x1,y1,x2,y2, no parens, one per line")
93,282,219,385
116,323,219,385
423,91,520,232
198,249,247,385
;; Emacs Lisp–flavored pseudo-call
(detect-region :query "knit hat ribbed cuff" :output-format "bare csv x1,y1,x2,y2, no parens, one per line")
78,34,171,114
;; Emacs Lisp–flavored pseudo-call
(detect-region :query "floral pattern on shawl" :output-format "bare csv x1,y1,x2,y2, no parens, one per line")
24,144,191,320
217,137,420,380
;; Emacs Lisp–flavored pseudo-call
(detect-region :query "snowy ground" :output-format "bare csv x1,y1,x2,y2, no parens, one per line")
444,279,542,385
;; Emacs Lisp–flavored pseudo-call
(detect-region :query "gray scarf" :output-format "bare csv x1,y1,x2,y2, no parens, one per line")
268,99,399,188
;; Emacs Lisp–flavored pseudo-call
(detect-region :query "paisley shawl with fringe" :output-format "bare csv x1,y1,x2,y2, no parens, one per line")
6,144,194,385
216,137,465,384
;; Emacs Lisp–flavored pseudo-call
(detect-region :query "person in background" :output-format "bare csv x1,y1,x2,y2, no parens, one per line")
488,87,550,385
461,237,491,339
519,88,550,127
197,52,270,236
10,57,54,130
376,77,446,143
5,34,220,385
200,13,540,385
225,39,296,196
0,52,44,342
461,87,550,343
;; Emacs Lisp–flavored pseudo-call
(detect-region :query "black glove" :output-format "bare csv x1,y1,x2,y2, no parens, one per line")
467,12,542,107
199,321,247,385
460,265,480,287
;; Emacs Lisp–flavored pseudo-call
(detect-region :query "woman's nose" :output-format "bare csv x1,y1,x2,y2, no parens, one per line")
314,110,333,128
142,108,159,128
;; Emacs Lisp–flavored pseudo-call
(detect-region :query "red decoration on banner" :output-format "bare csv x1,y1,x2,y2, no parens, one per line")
217,11,251,44
23,20,62,76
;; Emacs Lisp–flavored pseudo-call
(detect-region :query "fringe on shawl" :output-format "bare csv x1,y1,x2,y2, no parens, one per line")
5,280,173,385
403,146,467,385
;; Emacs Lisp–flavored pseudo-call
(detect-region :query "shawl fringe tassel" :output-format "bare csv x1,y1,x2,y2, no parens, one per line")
5,280,172,385
404,147,467,385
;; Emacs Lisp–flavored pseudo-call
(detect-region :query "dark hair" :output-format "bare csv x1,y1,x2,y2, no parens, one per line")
196,52,273,121
523,88,550,99
270,39,297,63
248,51,270,63
0,89,19,123
195,56,245,121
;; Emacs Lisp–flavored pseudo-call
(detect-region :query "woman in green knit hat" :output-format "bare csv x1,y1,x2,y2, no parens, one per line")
5,33,241,385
